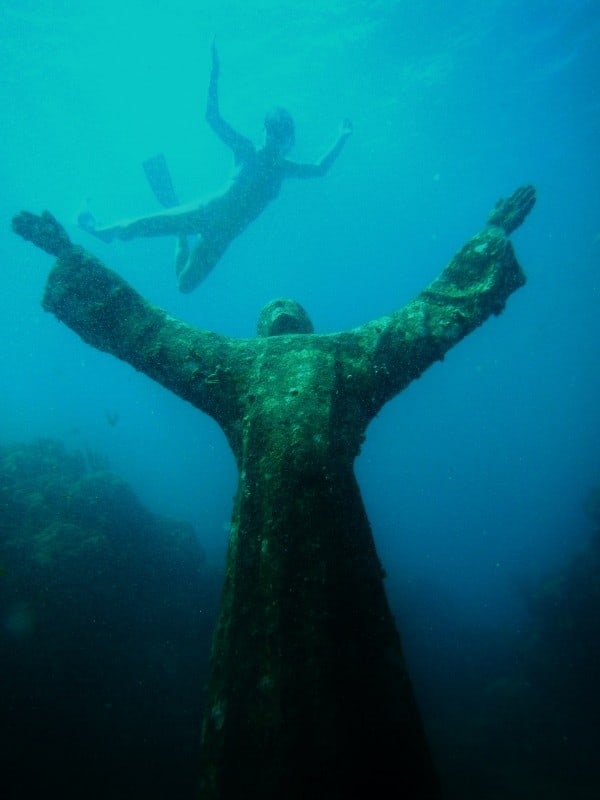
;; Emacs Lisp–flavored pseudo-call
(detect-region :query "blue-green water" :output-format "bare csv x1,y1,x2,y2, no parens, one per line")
1,1,599,797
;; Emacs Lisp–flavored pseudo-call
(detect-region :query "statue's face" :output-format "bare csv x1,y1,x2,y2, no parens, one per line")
256,298,314,337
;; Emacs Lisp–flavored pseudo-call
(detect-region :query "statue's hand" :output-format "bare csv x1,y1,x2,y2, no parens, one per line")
487,185,536,235
12,210,73,258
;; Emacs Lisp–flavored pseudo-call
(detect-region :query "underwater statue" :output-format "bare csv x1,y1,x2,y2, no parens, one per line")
13,183,535,800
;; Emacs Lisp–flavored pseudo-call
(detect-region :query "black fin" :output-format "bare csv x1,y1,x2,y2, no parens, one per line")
142,153,179,209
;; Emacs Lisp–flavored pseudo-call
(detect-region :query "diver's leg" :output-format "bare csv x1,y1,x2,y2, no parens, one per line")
117,205,205,240
177,236,229,293
77,212,122,243
174,235,190,278
79,205,205,244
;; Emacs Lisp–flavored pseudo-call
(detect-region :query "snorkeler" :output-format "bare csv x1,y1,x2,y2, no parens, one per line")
79,42,353,293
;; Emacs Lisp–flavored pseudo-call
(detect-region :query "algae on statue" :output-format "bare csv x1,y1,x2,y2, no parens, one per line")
13,184,535,800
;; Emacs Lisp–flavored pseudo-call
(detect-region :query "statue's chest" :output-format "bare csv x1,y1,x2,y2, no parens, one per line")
241,344,337,469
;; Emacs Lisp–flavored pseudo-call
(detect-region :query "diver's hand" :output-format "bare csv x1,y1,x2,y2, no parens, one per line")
340,118,353,139
12,210,73,258
487,185,536,235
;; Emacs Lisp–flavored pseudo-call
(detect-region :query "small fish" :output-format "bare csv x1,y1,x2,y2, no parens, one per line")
105,411,119,427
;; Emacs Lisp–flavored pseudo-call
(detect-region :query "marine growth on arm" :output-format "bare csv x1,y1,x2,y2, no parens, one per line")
352,185,536,414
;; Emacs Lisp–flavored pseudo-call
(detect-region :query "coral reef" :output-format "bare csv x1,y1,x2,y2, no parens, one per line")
419,487,600,799
0,438,220,799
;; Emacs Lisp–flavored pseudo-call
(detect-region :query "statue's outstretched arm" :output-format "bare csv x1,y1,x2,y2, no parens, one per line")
12,211,242,428
357,186,536,413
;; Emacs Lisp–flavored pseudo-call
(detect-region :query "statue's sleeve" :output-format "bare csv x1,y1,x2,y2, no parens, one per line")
356,225,526,412
42,246,241,426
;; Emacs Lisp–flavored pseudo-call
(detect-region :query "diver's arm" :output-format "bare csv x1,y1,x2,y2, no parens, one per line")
205,41,254,162
285,119,352,179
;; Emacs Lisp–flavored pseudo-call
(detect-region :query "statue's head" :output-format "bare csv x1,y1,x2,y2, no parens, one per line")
257,298,314,337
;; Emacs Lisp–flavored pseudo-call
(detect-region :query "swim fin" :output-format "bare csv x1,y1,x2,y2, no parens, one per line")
142,153,180,209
